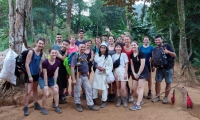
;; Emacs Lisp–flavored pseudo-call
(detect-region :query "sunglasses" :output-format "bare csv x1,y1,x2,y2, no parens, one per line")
57,37,62,38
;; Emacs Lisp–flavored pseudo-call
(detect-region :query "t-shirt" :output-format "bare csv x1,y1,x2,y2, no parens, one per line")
51,44,61,50
130,51,149,74
140,45,154,67
112,53,128,67
92,46,99,54
70,53,89,74
122,47,133,64
57,50,67,76
75,40,86,46
40,59,60,79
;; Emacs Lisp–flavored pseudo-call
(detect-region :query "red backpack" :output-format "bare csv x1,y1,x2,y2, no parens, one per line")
171,89,193,108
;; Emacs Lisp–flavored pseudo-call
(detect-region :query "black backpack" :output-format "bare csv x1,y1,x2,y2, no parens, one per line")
152,44,168,68
113,53,121,69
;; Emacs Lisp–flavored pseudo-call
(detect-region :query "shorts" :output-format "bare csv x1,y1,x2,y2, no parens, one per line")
132,73,149,81
115,66,128,81
57,73,68,89
38,77,55,89
24,73,39,83
155,68,173,84
147,66,151,72
128,64,133,78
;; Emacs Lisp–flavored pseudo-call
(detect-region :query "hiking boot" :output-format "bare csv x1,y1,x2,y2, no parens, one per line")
110,94,116,102
76,104,83,112
55,106,62,114
61,94,66,101
52,102,56,108
107,94,111,102
34,102,42,110
133,100,144,105
59,100,67,104
116,97,122,107
147,92,152,99
101,101,106,108
82,93,86,99
88,105,99,111
152,96,160,103
123,97,128,108
40,108,48,115
128,96,134,103
162,96,168,104
129,104,142,111
23,106,29,116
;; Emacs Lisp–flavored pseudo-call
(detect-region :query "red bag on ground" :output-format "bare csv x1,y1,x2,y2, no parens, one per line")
171,88,193,108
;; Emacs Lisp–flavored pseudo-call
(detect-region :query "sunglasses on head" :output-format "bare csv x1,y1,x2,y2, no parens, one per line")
57,37,61,38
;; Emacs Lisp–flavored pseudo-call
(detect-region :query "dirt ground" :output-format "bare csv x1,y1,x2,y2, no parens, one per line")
0,63,200,120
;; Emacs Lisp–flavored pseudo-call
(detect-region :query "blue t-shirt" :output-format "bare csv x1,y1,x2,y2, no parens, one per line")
29,52,41,75
92,46,99,54
51,44,61,50
139,45,154,67
75,40,86,46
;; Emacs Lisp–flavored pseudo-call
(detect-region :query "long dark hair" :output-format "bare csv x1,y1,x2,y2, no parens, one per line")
98,45,109,59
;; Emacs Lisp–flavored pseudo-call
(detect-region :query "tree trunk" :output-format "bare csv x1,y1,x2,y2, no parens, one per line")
8,0,15,50
14,0,27,54
141,0,146,24
26,0,34,43
177,0,198,85
169,26,175,51
66,0,72,38
51,0,56,31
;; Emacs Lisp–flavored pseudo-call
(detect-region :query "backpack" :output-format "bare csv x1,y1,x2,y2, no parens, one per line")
15,49,34,73
171,88,193,108
113,53,121,69
152,43,168,68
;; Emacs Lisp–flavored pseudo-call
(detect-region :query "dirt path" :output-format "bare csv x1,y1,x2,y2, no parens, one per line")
0,63,200,120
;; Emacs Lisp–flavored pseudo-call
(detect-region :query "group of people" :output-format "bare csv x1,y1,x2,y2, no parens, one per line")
22,29,176,116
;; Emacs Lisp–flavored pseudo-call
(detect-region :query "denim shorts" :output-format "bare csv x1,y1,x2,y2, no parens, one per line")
155,68,173,84
38,77,54,89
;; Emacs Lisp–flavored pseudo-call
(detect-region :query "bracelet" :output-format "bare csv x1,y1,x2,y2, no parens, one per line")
54,79,57,83
137,73,140,76
28,75,32,78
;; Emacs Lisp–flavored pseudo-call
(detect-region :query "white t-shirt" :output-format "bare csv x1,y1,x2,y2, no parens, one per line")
112,52,128,67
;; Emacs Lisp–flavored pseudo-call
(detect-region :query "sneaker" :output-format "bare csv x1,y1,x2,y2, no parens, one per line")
147,92,152,99
101,101,106,108
76,104,83,112
88,105,99,111
82,93,86,99
71,91,74,97
123,97,128,108
116,97,122,107
128,96,134,103
34,102,42,110
129,104,142,111
40,108,48,115
162,96,168,104
23,106,29,116
133,100,144,105
152,96,160,103
55,106,62,114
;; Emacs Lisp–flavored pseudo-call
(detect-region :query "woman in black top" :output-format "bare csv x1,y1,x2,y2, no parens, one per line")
85,40,94,77
129,41,149,111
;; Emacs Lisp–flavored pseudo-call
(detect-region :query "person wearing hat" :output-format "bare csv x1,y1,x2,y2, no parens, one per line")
75,29,86,46
92,42,113,108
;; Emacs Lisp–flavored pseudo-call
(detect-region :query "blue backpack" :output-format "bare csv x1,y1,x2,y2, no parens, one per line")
68,52,79,65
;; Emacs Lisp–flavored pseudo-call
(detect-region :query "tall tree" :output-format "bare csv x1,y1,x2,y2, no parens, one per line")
51,0,56,31
8,0,15,51
66,0,72,38
177,0,197,84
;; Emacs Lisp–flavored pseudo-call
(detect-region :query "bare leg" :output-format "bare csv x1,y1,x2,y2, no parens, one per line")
24,83,33,106
136,79,146,105
32,81,38,103
50,86,59,107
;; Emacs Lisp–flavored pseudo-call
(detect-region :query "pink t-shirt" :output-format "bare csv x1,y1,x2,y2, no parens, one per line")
68,45,78,54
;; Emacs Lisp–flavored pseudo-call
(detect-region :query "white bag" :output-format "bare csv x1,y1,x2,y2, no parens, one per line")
106,72,115,84
0,49,18,85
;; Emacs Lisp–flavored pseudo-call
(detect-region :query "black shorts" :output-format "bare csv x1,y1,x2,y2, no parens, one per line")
132,73,149,81
57,73,68,89
147,66,151,72
24,73,39,83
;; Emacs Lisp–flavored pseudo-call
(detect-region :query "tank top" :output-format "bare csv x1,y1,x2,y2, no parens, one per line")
122,47,133,64
108,46,116,56
85,49,92,62
68,45,78,54
29,51,41,75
